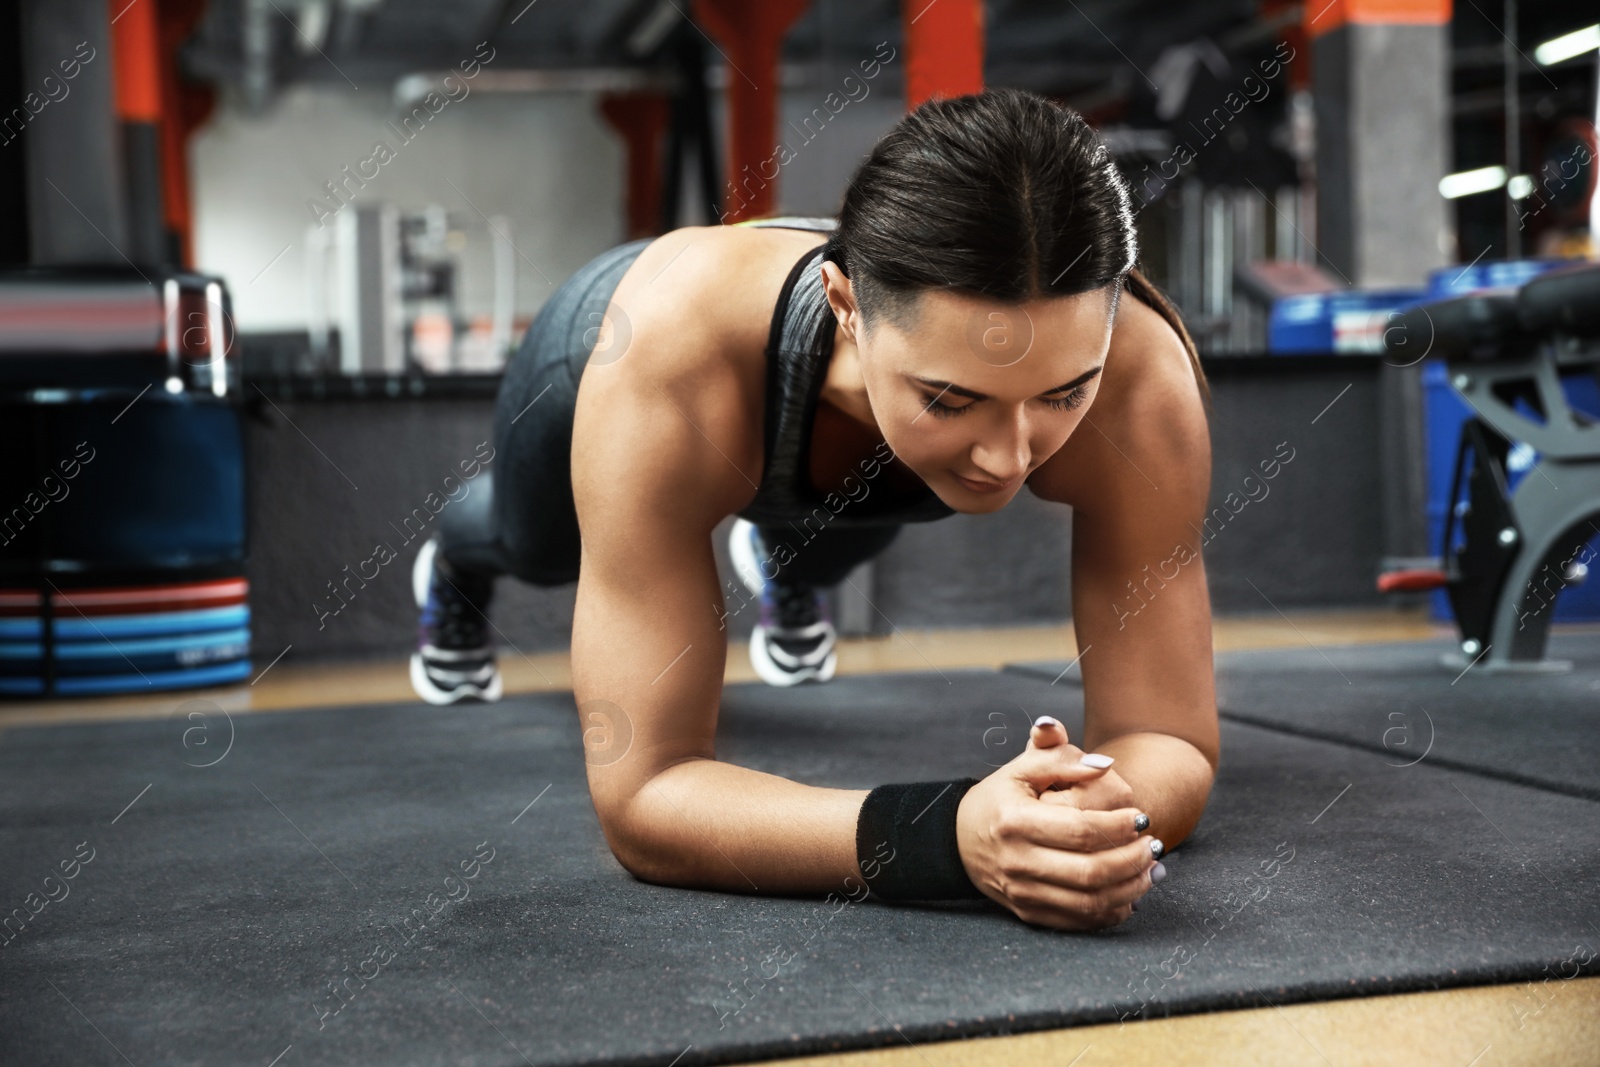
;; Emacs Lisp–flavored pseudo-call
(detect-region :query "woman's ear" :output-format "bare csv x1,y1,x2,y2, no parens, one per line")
820,262,862,343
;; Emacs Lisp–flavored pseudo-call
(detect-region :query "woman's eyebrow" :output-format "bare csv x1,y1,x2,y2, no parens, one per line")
911,365,1103,401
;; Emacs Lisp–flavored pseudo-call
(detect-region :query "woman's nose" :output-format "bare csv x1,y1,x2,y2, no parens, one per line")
970,411,1031,481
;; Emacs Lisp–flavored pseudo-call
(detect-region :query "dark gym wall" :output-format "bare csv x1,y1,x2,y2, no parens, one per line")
245,360,1385,662
245,398,576,662
872,491,1071,629
1199,361,1383,611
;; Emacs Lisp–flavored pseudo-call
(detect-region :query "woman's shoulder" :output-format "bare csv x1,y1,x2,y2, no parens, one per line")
1095,290,1208,447
1109,289,1199,393
610,223,831,375
572,223,831,508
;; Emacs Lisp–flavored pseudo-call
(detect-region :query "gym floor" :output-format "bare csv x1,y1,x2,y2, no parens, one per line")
5,606,1596,1066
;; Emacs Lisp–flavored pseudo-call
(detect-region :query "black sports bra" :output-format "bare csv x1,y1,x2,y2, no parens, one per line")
731,217,955,529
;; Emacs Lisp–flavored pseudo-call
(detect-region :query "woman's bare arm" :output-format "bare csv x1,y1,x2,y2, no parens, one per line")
570,234,868,894
1030,295,1220,848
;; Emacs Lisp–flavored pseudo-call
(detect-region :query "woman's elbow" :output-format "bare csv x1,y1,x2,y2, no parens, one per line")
591,786,695,886
601,825,683,885
1178,711,1222,775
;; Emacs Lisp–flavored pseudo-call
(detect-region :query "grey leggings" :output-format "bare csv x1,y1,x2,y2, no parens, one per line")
436,238,900,589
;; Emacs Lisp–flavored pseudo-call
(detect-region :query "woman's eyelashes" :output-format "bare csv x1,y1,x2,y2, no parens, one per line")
919,385,1090,418
1045,384,1091,411
921,393,972,418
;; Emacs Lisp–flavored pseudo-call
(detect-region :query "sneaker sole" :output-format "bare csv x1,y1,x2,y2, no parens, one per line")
410,652,503,705
749,626,837,687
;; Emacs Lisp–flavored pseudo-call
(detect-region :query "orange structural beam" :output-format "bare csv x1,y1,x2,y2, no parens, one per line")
599,92,671,240
160,0,213,268
1305,0,1451,38
109,0,163,121
903,0,984,110
693,0,811,223
1261,0,1310,91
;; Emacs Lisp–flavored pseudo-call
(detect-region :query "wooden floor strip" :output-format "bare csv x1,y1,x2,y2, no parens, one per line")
745,976,1600,1067
0,607,1458,730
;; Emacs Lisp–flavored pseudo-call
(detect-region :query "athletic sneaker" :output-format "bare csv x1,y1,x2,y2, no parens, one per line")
410,538,503,705
727,518,838,687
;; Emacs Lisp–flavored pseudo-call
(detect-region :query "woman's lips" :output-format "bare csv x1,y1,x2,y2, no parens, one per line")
954,472,1013,494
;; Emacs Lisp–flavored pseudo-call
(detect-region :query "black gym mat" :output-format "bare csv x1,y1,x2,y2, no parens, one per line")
1008,632,1600,799
2,670,1597,1067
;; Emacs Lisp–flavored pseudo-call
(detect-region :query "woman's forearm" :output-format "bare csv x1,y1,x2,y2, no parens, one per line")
592,731,1211,899
1092,732,1216,847
599,758,870,894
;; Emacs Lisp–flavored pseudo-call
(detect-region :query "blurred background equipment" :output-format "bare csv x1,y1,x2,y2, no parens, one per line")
302,203,516,374
1380,263,1600,668
0,267,249,696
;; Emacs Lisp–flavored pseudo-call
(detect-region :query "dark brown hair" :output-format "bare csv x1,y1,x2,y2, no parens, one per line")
826,87,1208,402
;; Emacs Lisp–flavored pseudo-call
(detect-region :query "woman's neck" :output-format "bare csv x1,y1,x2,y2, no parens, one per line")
819,318,880,432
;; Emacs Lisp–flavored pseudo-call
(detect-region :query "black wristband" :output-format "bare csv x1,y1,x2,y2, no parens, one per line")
855,778,986,901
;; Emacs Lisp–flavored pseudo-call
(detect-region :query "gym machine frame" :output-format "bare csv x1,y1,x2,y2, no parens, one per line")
1382,264,1600,673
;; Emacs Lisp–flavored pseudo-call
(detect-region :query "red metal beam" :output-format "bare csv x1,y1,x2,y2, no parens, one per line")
110,0,214,267
693,0,811,223
599,92,672,241
1305,0,1451,38
903,0,984,110
109,0,162,122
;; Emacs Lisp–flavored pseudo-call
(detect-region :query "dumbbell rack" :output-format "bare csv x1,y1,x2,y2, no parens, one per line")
1385,264,1600,673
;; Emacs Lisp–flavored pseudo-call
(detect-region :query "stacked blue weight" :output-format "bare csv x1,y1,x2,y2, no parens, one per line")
0,268,251,696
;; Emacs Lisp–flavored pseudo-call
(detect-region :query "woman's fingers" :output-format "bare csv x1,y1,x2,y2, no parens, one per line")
1027,716,1113,766
1039,763,1138,811
1014,732,1115,793
1028,715,1071,749
1010,831,1162,891
1003,863,1156,930
1006,802,1151,854
960,764,1164,933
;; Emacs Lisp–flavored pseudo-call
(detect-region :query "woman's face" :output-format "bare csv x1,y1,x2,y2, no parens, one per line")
829,270,1117,514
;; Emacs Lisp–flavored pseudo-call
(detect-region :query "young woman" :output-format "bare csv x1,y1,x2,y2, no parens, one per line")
412,89,1218,929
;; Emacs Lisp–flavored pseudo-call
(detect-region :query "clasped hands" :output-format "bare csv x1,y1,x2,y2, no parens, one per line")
955,715,1165,930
